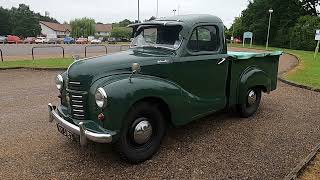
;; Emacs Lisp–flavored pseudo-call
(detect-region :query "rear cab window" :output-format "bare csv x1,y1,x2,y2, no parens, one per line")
187,25,220,53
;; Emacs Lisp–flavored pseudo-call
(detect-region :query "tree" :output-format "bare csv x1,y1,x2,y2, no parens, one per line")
10,4,41,37
0,7,11,35
111,27,132,39
230,0,310,47
300,0,320,16
70,18,96,38
35,12,59,23
118,19,134,27
290,15,320,50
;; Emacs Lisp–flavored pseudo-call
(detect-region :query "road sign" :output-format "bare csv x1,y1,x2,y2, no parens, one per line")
244,32,253,39
314,30,320,59
243,32,253,47
315,30,320,41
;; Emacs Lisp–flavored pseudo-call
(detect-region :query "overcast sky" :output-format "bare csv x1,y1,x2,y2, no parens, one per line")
1,0,249,27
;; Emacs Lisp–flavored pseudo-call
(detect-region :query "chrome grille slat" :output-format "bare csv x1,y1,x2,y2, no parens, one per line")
73,109,84,112
68,80,86,120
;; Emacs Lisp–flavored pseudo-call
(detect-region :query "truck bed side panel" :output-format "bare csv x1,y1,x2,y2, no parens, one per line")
227,54,280,106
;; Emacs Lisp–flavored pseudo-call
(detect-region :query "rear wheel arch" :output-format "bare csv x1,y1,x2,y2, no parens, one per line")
238,68,271,104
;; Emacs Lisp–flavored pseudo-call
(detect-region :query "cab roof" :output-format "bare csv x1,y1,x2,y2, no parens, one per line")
129,14,223,28
128,14,223,38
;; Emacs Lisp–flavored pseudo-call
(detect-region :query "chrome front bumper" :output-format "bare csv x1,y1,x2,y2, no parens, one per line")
48,103,113,146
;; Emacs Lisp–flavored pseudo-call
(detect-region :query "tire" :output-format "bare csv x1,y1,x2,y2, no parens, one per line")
237,87,262,118
115,101,167,164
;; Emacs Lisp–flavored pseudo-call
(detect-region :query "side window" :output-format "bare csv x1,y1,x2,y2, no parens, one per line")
187,25,220,53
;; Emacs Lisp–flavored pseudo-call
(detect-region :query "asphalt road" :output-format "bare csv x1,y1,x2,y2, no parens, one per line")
0,44,130,60
1,53,320,179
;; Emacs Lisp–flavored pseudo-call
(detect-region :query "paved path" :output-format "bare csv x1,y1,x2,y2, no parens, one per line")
0,52,319,179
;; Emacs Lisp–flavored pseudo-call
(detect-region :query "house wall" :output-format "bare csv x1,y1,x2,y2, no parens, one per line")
40,24,57,36
40,23,70,37
95,32,111,36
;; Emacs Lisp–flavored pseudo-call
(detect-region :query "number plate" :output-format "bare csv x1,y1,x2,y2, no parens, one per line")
56,123,78,141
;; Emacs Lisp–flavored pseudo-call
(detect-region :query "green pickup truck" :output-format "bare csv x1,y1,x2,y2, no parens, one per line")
48,14,281,163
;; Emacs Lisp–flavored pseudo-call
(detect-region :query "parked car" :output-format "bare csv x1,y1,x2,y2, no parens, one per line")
23,37,36,44
76,37,88,44
88,36,95,42
108,37,117,44
48,14,281,163
7,35,22,44
64,37,75,44
35,37,46,44
0,36,7,44
44,38,57,44
91,39,102,44
234,38,242,43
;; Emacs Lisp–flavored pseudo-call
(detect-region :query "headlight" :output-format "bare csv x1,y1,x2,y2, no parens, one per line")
95,88,107,108
55,74,63,90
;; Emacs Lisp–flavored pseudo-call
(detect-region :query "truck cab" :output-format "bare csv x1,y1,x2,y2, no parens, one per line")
48,14,281,163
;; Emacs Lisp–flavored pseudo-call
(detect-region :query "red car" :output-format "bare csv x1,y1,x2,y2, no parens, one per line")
76,37,88,44
7,35,22,44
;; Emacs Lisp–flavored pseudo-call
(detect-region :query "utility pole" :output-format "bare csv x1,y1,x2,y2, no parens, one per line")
266,9,273,50
156,0,159,18
138,0,140,22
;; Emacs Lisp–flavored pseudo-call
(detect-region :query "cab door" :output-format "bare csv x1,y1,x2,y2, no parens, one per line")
169,24,229,118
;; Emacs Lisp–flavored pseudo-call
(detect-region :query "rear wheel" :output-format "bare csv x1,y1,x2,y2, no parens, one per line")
115,101,167,164
237,87,262,118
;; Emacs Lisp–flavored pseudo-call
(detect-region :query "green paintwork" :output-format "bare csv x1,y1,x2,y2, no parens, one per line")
55,14,281,142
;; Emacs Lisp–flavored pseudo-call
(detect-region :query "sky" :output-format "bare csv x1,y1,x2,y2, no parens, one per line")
1,0,249,27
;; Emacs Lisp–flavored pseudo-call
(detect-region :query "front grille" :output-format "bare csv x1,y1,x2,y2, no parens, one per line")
67,81,87,120
68,81,84,91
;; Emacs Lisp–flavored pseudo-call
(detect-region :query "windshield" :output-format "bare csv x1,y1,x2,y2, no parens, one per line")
131,25,183,50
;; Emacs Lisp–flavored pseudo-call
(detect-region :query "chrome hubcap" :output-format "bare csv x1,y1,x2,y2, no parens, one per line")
133,120,153,144
247,90,257,106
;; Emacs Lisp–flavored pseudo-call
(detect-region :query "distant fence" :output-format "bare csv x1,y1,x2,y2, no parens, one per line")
84,45,108,58
32,46,65,60
0,48,3,62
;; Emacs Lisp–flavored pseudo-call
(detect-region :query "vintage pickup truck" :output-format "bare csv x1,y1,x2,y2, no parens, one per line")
48,14,281,163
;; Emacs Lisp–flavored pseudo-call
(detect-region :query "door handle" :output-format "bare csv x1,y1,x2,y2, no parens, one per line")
217,58,226,65
157,59,170,64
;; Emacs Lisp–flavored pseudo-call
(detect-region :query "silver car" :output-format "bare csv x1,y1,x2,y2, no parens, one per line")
0,36,7,44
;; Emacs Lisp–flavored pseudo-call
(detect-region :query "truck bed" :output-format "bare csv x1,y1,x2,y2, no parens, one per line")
226,51,282,106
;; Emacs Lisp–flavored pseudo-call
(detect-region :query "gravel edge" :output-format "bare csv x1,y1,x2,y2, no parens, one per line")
283,143,320,180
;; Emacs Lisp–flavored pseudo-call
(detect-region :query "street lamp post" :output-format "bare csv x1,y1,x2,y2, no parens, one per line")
266,9,273,50
156,0,159,18
138,0,140,22
173,9,177,16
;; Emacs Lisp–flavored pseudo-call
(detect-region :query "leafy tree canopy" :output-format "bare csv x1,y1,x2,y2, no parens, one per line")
0,4,58,37
229,0,319,50
70,18,96,38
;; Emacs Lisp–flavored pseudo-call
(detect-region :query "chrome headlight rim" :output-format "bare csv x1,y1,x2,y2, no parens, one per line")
55,74,63,91
95,87,107,108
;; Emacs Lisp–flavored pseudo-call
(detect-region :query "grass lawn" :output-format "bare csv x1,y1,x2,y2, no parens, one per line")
0,58,73,69
229,43,320,89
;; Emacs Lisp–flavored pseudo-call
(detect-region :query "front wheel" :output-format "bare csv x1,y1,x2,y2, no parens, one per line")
237,88,262,118
115,101,167,164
